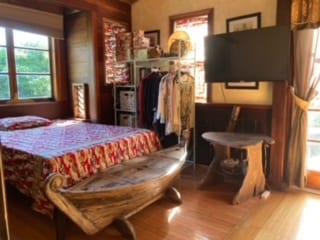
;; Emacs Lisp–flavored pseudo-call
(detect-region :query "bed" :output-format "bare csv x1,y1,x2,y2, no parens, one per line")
0,116,187,239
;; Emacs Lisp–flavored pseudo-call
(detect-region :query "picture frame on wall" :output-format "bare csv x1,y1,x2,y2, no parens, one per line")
225,12,261,89
144,30,160,47
226,12,261,33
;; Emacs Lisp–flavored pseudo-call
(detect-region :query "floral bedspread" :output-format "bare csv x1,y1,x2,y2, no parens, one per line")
0,120,161,216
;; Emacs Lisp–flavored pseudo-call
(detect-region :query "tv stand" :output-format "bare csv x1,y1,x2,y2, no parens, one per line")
199,131,274,204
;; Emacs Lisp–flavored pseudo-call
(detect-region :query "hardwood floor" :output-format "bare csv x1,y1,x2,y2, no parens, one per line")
6,165,320,240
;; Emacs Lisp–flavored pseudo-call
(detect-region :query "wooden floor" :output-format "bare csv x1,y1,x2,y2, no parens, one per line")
6,165,320,240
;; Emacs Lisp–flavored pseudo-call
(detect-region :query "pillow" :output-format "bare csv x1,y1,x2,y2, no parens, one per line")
0,115,52,131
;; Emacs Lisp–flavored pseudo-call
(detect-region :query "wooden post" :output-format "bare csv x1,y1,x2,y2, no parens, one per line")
0,143,10,240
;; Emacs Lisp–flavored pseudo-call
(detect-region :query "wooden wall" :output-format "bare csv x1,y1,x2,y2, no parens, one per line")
195,0,292,189
195,103,272,165
0,101,71,119
0,0,131,124
48,0,132,124
269,0,291,188
65,11,98,121
0,0,291,189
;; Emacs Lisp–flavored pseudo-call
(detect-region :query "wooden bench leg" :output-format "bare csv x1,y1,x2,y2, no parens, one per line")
165,186,182,204
114,217,136,240
54,208,69,240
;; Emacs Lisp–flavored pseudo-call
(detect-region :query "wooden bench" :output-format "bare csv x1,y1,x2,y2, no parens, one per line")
45,146,187,240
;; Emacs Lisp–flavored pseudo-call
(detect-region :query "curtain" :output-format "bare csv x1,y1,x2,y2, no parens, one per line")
286,28,320,187
292,0,320,30
0,3,63,39
287,0,320,187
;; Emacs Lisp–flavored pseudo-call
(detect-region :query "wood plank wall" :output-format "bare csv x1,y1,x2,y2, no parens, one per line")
0,101,71,119
0,0,131,123
65,11,98,121
1,0,291,189
195,103,272,166
197,0,292,190
269,0,291,189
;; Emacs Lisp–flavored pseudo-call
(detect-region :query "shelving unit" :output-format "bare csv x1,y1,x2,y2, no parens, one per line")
113,84,139,127
111,38,197,168
113,58,138,127
113,56,197,128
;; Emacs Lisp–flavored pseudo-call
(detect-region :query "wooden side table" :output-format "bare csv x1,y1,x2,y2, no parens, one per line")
199,132,274,204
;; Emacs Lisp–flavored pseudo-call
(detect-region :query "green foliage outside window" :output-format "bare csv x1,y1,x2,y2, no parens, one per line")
15,49,50,73
0,27,52,101
17,75,51,99
0,46,9,100
0,75,10,100
0,47,8,72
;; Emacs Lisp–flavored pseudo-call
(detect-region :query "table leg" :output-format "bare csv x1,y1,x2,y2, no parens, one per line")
198,144,228,189
233,142,265,204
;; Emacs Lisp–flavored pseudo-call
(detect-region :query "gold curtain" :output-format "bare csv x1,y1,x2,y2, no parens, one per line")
292,0,320,30
288,0,320,188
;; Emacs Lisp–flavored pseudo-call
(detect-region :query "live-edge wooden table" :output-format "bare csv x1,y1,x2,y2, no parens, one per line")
199,132,274,204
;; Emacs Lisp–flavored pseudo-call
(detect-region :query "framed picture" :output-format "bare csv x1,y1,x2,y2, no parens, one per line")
226,12,261,33
225,82,259,90
226,13,261,89
144,30,160,47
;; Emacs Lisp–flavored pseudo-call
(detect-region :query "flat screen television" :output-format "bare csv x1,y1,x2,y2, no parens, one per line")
204,25,291,83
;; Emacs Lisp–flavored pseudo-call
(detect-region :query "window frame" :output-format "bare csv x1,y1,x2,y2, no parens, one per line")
169,8,213,36
306,30,320,189
0,26,54,103
169,8,214,103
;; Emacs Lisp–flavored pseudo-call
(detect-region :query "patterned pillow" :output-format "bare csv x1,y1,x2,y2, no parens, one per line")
0,116,52,131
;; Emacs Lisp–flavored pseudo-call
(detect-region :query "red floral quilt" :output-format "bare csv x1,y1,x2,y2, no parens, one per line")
0,120,161,216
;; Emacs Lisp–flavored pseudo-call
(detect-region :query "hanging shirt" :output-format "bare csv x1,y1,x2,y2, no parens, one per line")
179,73,195,130
156,72,181,136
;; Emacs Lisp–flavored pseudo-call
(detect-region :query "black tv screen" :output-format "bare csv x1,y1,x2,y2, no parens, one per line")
204,25,291,83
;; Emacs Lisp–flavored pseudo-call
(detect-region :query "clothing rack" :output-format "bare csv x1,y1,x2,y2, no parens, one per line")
139,64,194,148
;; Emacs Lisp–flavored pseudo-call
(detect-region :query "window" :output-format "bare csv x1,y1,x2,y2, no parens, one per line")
307,30,320,172
0,27,9,100
0,27,53,102
170,9,213,102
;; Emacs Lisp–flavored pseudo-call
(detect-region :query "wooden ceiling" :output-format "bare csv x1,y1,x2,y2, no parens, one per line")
1,0,137,16
119,0,138,4
0,0,64,14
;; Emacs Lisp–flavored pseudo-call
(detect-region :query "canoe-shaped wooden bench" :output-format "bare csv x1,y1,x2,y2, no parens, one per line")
45,146,187,240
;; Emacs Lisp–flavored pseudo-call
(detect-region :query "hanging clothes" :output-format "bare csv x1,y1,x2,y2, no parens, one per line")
156,71,194,136
179,72,195,130
156,72,181,136
139,70,164,129
138,62,195,149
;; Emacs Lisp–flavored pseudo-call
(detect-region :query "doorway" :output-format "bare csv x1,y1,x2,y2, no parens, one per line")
306,29,320,190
